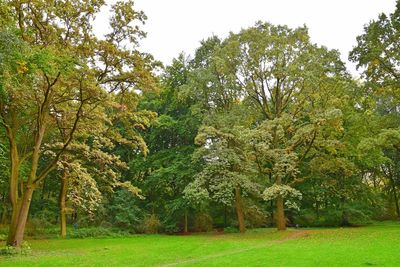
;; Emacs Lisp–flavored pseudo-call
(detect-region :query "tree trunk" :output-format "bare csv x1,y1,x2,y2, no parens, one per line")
392,185,400,219
271,120,286,231
59,171,69,238
7,186,34,247
341,210,350,226
234,186,246,233
387,174,400,219
184,209,188,233
276,194,286,230
224,205,227,228
7,141,20,244
275,171,286,231
7,201,21,245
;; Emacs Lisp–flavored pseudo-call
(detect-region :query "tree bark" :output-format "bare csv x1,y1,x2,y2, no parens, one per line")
184,209,188,233
7,138,20,244
276,194,286,230
59,170,69,238
275,170,286,230
234,186,246,233
7,186,34,247
6,202,20,245
392,185,400,219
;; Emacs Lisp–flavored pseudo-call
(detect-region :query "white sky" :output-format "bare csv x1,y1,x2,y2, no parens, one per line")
95,0,397,76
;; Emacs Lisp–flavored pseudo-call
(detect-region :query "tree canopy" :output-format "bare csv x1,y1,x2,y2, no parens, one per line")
0,0,400,247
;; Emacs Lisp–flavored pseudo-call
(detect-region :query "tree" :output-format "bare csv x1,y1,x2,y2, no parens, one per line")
184,109,259,233
358,129,400,218
128,55,202,233
203,22,349,230
349,1,400,109
350,0,400,220
0,0,156,246
53,90,154,238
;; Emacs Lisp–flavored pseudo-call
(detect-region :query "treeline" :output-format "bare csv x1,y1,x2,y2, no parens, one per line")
0,0,400,247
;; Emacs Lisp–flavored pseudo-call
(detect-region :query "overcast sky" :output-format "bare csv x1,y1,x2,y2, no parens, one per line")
95,0,397,76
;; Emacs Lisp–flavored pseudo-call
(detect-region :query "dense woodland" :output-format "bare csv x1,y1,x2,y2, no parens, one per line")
0,0,400,247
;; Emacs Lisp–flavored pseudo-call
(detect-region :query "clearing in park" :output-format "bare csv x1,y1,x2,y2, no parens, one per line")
1,222,399,267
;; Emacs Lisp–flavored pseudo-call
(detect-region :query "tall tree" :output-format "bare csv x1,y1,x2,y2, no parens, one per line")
0,0,156,246
208,22,349,230
350,0,400,219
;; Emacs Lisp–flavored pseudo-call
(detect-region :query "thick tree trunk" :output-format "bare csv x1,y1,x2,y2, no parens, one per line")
59,171,68,238
276,194,286,230
7,186,34,247
275,172,286,231
234,186,246,233
7,200,21,245
9,142,19,209
7,140,20,244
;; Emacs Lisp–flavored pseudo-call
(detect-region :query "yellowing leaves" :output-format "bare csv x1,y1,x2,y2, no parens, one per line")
16,60,28,74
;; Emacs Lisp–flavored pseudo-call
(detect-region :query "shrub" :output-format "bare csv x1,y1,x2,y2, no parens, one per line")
68,227,131,238
193,213,213,232
224,226,239,233
0,241,31,256
0,234,6,241
244,205,269,228
142,214,161,234
25,218,52,238
294,206,372,227
105,189,144,230
69,227,111,238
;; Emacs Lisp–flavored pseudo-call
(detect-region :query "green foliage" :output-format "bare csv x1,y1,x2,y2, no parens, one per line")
1,0,400,241
141,214,161,234
0,242,31,256
0,234,6,241
68,227,130,239
223,226,240,233
105,189,144,230
185,121,258,208
193,213,213,232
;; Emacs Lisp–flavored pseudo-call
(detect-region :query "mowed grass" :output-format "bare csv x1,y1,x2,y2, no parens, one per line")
1,222,399,267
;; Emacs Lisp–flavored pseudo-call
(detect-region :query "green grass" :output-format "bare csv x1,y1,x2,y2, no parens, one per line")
1,222,399,266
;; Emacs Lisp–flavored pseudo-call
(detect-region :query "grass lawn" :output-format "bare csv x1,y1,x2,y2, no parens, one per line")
1,222,399,266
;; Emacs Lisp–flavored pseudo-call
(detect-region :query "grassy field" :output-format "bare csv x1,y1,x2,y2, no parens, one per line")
1,222,399,266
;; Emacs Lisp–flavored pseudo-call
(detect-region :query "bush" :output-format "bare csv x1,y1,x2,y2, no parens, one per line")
294,207,372,227
0,224,8,235
142,214,161,234
224,226,239,233
0,234,6,241
25,218,53,238
68,227,130,238
0,241,31,256
105,189,144,230
244,205,269,228
162,223,180,234
193,213,213,232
